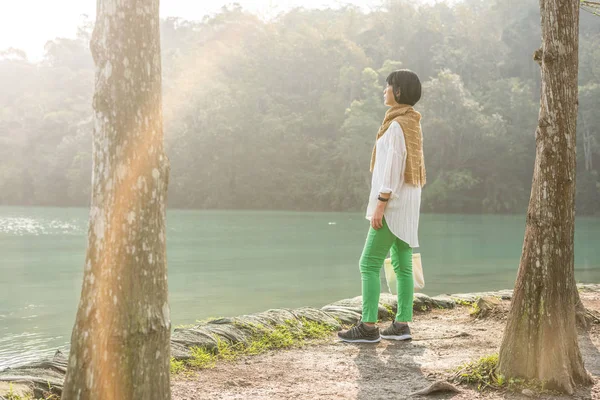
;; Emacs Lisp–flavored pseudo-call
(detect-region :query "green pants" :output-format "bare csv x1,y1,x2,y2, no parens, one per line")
359,218,413,323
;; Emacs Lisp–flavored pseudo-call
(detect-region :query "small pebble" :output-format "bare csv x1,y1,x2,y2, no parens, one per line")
522,388,536,397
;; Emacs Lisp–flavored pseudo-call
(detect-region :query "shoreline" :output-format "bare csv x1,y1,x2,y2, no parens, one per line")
1,284,599,399
3,204,600,218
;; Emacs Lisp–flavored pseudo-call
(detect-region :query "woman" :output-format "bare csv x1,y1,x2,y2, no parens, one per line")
338,69,425,343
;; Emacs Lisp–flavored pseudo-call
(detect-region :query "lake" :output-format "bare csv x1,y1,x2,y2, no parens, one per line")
1,206,599,369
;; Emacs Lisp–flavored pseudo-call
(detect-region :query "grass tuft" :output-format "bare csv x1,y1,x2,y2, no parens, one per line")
452,353,556,394
4,382,59,400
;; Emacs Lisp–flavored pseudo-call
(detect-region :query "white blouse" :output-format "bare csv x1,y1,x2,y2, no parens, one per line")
366,121,422,248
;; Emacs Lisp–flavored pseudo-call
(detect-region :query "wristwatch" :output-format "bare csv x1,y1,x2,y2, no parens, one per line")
377,196,390,202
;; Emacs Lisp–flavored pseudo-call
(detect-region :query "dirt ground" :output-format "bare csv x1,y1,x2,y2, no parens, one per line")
171,292,600,400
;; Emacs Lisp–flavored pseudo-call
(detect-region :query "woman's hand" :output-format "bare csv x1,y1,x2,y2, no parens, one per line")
371,199,387,230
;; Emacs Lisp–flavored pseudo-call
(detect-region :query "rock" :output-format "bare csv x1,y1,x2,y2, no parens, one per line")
522,388,536,397
429,295,456,309
413,293,436,311
413,293,434,310
409,381,461,396
320,306,361,325
171,341,194,360
577,283,600,292
378,292,398,308
472,296,502,318
325,296,394,321
327,296,363,309
450,293,479,304
450,289,514,304
412,293,456,311
171,326,220,357
290,307,342,328
496,290,514,300
171,306,346,359
0,350,65,399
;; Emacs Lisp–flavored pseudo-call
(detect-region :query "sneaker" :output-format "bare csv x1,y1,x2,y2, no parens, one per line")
380,322,412,341
338,322,381,343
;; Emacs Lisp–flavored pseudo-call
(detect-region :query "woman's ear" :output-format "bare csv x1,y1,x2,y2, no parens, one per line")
395,88,401,100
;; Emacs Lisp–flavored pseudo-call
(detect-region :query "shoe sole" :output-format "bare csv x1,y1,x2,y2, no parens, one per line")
380,334,412,341
338,337,381,343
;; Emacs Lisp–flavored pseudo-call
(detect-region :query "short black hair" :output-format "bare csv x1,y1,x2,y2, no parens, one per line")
386,69,422,106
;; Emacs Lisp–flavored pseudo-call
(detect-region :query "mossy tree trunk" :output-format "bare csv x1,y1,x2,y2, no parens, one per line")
62,0,171,398
497,0,592,394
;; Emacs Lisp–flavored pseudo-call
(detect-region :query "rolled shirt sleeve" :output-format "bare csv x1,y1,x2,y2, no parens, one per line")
378,122,407,198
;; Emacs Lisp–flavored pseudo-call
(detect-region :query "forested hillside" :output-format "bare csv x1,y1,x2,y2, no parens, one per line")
1,0,598,214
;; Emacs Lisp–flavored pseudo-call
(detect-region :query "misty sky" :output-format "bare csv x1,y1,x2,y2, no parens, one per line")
0,0,383,60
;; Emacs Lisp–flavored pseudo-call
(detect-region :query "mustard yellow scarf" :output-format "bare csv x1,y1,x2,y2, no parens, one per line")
370,104,426,187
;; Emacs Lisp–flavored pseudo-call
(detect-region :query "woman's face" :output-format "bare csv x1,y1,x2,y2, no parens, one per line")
384,84,398,107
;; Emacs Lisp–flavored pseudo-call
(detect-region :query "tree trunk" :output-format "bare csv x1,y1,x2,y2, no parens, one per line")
62,0,171,398
497,0,592,394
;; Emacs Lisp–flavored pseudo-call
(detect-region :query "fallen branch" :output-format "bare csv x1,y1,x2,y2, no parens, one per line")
412,332,471,342
587,309,600,324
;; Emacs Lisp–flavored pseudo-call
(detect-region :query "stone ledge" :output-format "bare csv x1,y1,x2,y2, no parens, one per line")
1,283,598,397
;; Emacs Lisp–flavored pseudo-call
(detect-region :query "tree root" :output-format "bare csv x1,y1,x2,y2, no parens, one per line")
575,296,600,329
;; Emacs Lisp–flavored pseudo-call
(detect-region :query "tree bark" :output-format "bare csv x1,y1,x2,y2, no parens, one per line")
62,0,171,399
497,0,592,394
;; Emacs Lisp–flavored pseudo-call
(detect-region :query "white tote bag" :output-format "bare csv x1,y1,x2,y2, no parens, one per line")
384,253,425,294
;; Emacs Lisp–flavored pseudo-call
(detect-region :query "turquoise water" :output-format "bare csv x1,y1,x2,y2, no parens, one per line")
1,206,599,369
